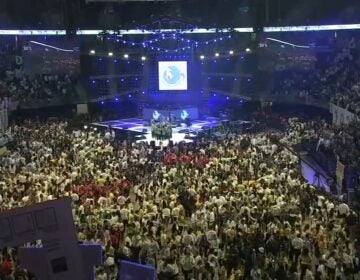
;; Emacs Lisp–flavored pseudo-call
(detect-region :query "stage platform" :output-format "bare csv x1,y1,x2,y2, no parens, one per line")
92,117,226,145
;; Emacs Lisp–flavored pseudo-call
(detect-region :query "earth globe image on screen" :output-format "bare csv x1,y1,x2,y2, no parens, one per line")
163,66,185,85
181,110,189,120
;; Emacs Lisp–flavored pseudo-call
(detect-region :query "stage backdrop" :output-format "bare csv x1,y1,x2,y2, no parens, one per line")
143,107,199,121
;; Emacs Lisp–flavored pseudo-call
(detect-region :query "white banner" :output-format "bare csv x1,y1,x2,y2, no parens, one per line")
330,103,359,125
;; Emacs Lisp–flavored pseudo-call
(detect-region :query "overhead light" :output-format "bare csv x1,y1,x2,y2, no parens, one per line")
123,54,129,59
89,50,95,55
229,50,234,55
215,53,219,57
141,56,146,61
246,48,251,52
108,52,113,56
200,55,205,60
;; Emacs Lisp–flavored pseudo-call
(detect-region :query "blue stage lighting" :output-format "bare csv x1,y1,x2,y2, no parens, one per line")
213,93,216,97
248,78,251,82
128,94,132,98
115,97,119,101
101,101,104,104
106,80,109,83
226,96,229,100
92,80,96,84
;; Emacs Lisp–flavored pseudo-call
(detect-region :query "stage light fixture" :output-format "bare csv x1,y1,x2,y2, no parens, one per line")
141,56,146,61
229,50,234,55
123,54,129,59
246,48,251,52
101,101,104,105
128,94,132,98
226,96,230,100
115,98,119,101
215,53,219,57
108,52,113,56
89,50,95,55
200,55,205,60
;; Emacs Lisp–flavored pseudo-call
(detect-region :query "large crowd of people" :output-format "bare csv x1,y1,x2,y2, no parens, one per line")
0,69,77,104
274,36,360,115
0,28,358,280
0,119,358,280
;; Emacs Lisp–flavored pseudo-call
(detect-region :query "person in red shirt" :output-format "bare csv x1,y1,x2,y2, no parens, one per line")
179,153,192,165
164,152,177,166
0,256,13,277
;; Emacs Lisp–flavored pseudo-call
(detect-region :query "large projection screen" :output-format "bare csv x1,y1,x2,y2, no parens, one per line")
158,61,188,90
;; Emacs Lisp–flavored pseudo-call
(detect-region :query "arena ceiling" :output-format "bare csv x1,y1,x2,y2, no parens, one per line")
0,0,359,29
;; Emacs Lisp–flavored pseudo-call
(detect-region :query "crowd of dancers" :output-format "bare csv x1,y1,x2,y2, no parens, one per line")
0,118,358,280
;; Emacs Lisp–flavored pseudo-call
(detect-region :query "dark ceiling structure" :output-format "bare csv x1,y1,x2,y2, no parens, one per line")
0,0,359,30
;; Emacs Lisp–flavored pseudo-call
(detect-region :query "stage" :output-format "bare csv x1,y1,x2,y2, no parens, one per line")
92,117,246,146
